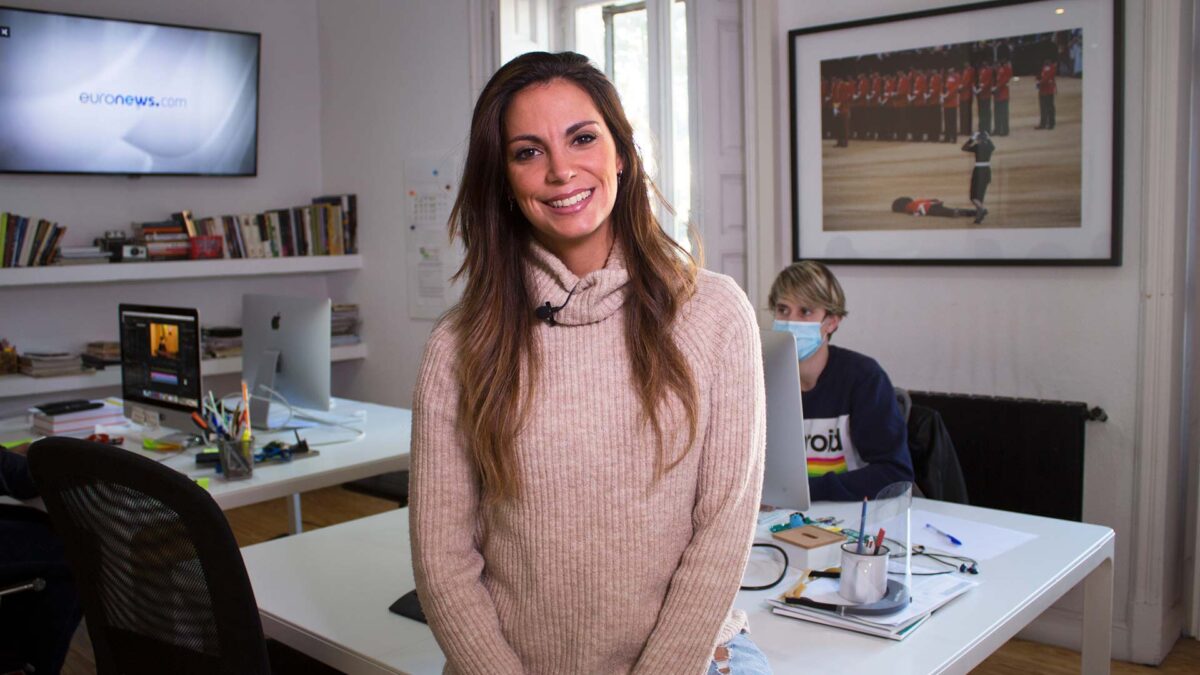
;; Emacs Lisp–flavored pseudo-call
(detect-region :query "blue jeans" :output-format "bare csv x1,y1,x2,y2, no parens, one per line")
708,631,773,675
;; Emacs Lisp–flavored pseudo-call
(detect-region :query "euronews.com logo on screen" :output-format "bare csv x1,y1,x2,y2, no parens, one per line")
78,92,188,109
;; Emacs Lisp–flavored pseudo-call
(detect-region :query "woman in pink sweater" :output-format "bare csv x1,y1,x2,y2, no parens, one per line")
410,51,768,675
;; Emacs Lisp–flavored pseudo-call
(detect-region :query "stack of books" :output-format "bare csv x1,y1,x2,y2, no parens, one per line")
332,304,361,346
133,219,190,261
18,352,89,378
31,400,125,436
2,213,66,267
56,245,112,265
202,326,243,358
82,341,121,369
766,572,977,640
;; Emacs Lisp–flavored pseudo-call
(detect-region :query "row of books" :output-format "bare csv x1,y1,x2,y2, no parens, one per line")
2,213,66,267
192,194,357,260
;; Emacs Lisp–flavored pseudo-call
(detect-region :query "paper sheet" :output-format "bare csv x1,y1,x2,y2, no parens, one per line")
883,509,1038,561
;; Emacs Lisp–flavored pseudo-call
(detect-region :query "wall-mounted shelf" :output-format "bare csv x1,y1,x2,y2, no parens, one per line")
0,255,363,288
0,343,368,399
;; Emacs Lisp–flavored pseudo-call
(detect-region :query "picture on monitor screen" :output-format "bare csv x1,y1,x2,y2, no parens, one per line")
0,6,260,176
119,305,201,413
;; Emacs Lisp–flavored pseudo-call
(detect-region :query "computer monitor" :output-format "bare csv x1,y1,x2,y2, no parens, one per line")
760,327,810,512
241,294,331,428
119,304,203,431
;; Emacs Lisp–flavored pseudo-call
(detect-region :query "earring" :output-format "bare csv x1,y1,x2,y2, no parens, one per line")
508,197,514,212
617,170,623,180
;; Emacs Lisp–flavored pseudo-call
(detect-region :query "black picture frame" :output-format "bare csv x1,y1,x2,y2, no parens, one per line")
789,0,1122,265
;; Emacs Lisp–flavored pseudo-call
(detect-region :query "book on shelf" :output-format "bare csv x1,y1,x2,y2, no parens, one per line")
18,352,90,378
171,210,198,238
202,326,243,359
765,572,977,641
31,399,125,435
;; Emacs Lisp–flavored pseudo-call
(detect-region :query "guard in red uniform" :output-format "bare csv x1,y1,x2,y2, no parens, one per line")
821,77,833,139
959,62,974,136
851,73,869,139
867,71,882,140
833,77,853,147
891,196,978,219
879,74,897,140
974,61,993,135
927,69,943,142
993,59,1012,136
893,69,911,141
941,66,960,143
910,69,928,141
1036,59,1057,129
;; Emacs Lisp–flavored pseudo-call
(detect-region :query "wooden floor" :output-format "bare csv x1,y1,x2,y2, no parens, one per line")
60,485,1199,674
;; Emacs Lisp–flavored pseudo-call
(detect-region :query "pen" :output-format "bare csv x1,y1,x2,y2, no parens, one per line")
875,528,886,555
926,523,963,546
856,497,868,554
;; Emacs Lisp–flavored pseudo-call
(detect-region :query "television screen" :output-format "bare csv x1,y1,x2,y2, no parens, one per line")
0,6,259,176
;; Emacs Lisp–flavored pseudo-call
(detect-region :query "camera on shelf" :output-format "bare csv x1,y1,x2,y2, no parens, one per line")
94,230,147,262
118,244,147,261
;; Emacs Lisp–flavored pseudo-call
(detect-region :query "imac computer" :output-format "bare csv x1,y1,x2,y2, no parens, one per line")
119,304,203,431
760,327,810,512
242,294,331,428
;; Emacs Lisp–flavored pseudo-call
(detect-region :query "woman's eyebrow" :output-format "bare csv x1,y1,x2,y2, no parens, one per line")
507,120,599,146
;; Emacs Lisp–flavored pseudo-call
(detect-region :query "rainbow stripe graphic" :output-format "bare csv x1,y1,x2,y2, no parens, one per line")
807,455,847,476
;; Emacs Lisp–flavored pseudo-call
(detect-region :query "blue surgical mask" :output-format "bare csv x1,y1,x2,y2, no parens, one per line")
773,319,825,361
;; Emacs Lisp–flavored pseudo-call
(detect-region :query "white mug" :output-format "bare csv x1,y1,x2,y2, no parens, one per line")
838,542,889,604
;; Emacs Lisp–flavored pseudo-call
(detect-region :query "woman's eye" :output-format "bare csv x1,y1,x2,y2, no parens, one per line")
573,133,596,145
514,147,539,161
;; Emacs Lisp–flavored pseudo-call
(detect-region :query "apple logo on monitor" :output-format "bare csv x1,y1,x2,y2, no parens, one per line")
271,313,281,330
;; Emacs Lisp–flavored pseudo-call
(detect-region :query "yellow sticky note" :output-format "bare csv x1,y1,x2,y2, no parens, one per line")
194,477,211,490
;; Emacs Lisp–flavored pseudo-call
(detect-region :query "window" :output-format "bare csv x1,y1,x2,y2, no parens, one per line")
571,1,691,250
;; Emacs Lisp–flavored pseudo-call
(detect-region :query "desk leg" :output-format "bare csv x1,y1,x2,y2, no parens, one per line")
288,493,303,535
1081,556,1113,675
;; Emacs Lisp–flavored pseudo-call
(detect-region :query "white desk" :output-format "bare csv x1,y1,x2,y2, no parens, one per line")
241,499,1114,675
1,398,412,532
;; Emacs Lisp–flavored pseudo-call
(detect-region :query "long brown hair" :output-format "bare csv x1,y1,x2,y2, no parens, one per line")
447,51,699,503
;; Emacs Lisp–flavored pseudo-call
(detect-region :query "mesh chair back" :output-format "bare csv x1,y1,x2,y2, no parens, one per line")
27,437,270,675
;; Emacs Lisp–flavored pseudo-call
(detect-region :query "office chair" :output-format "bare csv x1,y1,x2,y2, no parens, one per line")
27,437,271,675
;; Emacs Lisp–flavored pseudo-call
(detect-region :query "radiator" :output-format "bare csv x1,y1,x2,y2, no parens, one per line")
907,391,1101,522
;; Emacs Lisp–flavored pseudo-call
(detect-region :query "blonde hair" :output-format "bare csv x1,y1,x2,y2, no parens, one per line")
768,261,848,318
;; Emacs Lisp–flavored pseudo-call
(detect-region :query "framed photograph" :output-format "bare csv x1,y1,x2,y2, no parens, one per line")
789,0,1122,265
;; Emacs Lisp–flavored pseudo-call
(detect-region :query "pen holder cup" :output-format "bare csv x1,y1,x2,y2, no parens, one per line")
838,542,889,604
217,438,254,481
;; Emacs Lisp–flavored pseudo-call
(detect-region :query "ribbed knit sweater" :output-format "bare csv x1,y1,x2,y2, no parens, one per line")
410,240,765,675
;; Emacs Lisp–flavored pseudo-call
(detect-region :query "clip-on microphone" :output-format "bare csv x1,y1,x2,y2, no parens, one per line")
535,283,579,326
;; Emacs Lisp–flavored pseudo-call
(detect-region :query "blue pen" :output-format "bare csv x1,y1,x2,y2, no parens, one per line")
856,497,868,553
926,523,963,546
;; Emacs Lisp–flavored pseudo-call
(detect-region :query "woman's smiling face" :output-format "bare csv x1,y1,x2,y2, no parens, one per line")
504,78,623,264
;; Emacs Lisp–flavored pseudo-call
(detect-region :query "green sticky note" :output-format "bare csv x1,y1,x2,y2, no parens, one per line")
194,477,211,490
1,438,34,449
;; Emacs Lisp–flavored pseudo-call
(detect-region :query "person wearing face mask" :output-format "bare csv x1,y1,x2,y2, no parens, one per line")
769,262,914,502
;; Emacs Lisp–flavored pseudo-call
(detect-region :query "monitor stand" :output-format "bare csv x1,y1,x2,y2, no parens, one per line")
250,349,280,430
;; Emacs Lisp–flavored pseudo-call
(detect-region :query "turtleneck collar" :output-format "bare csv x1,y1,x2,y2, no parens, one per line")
525,237,629,326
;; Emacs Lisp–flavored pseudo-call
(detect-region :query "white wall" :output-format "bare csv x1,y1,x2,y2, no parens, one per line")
0,0,352,415
756,0,1192,663
316,0,477,408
